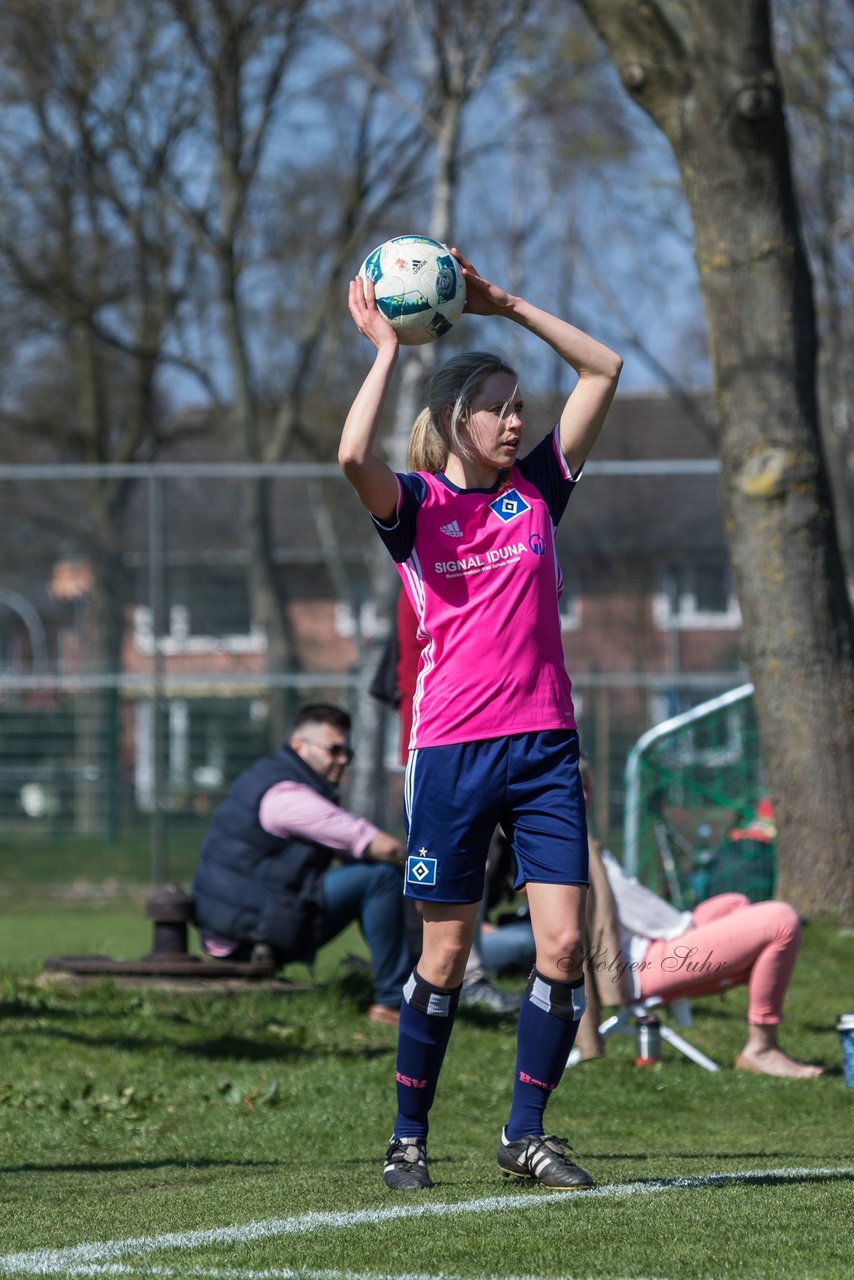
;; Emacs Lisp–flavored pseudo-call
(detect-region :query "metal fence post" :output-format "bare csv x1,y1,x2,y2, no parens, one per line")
147,470,168,884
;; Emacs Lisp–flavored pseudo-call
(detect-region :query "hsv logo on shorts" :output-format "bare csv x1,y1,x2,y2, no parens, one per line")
406,853,437,886
488,488,531,524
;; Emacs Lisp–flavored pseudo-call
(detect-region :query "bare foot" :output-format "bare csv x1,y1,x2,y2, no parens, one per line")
734,1048,824,1079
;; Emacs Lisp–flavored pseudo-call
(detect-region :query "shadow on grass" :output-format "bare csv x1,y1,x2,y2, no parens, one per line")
586,1150,796,1161
8,1023,394,1063
0,1157,284,1175
0,999,193,1024
183,1036,391,1063
323,1162,854,1193
0,999,62,1019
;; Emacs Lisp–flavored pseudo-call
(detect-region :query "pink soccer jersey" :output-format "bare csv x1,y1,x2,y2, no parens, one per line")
373,427,579,748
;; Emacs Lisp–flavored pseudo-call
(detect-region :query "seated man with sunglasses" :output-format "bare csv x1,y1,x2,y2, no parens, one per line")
192,703,410,1024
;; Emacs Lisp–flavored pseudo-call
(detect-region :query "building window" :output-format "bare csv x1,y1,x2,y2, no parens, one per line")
132,565,265,655
334,600,389,640
167,566,253,636
653,561,741,630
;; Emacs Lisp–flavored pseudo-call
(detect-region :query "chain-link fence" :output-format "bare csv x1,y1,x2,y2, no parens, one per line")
0,460,751,891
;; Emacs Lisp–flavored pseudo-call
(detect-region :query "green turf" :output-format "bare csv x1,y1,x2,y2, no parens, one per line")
0,831,203,902
0,897,851,1279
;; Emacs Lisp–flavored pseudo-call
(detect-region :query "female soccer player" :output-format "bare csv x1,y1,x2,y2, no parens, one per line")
339,248,622,1190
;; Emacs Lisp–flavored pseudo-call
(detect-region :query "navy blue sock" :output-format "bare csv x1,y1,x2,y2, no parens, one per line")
505,969,586,1142
392,969,461,1140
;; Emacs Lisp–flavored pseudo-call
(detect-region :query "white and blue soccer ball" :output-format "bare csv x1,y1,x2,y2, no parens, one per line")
358,235,466,345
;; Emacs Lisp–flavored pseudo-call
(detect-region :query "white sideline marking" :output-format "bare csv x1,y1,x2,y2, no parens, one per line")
0,1166,850,1277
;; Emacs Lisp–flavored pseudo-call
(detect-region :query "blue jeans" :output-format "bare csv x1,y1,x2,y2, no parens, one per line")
479,920,536,975
318,863,411,1008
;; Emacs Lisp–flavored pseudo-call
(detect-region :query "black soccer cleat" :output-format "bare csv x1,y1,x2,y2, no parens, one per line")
497,1129,595,1190
383,1136,434,1189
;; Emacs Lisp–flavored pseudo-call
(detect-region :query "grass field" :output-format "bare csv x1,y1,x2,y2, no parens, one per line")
0,880,851,1280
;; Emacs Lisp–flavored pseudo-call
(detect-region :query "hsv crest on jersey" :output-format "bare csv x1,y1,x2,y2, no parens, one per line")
488,487,532,523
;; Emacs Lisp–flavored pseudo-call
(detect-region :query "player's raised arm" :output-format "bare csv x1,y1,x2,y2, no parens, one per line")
452,249,623,476
338,277,401,522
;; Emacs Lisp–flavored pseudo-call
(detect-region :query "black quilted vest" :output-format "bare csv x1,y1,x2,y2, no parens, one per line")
192,745,339,961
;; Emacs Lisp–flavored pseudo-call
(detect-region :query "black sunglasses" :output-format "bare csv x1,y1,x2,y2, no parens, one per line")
303,739,354,764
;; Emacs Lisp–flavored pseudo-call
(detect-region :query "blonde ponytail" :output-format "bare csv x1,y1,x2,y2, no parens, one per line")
407,408,448,472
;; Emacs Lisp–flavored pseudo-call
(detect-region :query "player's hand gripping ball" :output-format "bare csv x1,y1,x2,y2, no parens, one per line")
358,235,466,345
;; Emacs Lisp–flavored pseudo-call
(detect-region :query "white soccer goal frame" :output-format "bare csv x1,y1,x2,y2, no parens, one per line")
622,682,755,876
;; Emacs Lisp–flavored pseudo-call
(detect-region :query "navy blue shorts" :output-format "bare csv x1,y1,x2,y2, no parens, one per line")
402,730,588,903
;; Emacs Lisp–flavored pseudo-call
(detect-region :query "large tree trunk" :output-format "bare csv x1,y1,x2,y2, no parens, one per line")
577,0,854,917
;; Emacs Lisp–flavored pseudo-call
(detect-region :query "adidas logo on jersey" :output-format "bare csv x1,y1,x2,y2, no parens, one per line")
439,519,464,538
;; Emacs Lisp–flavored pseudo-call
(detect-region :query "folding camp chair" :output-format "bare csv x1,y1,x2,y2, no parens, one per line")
567,994,719,1072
